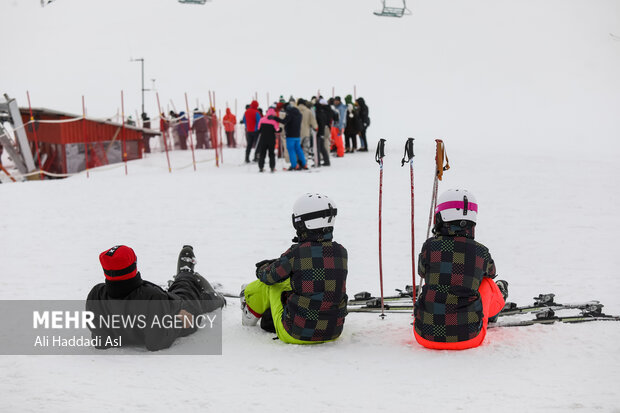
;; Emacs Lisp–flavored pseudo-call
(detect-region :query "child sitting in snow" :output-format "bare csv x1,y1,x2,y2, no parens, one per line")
240,193,348,344
414,189,508,350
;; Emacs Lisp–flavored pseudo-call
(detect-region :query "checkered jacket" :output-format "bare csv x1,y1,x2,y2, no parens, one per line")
414,228,496,343
257,231,348,342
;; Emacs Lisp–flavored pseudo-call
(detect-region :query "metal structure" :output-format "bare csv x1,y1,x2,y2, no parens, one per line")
178,0,210,4
0,95,36,175
130,58,148,115
374,0,411,17
42,0,211,6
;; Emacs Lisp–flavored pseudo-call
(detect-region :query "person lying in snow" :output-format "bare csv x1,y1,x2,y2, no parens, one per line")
240,193,348,344
86,245,226,351
414,189,509,350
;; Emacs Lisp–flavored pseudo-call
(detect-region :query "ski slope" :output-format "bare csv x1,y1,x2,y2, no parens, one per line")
1,0,620,411
1,143,619,412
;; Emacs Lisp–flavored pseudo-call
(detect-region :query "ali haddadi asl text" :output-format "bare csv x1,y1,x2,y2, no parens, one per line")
34,334,121,348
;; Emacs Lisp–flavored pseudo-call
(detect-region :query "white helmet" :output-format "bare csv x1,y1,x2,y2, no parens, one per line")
292,193,338,231
435,189,478,224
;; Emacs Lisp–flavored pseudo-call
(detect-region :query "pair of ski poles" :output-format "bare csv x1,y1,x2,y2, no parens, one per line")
375,138,415,319
375,138,449,318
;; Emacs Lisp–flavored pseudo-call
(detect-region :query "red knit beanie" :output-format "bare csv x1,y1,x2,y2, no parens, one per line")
99,245,138,281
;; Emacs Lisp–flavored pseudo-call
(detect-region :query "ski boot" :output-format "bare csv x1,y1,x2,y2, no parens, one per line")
177,245,196,273
260,309,276,333
496,280,509,301
489,280,509,323
240,283,260,326
167,245,196,288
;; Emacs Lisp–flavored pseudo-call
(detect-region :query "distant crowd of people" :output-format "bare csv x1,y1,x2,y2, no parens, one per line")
139,93,370,173
241,94,370,172
154,107,233,153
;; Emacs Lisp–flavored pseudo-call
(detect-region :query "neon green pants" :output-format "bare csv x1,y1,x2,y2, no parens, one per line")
244,279,333,345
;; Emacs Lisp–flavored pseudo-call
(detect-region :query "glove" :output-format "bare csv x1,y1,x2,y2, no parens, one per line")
255,259,276,268
255,259,277,278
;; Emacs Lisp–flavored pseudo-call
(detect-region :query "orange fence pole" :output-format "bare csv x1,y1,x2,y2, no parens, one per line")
121,90,128,175
156,93,172,173
0,164,17,182
184,93,197,171
218,108,223,164
82,95,90,178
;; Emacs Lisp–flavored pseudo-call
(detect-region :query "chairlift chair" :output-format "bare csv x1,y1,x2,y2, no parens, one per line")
374,0,411,17
178,0,209,4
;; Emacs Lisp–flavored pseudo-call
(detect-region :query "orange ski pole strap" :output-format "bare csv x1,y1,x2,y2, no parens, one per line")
435,139,450,180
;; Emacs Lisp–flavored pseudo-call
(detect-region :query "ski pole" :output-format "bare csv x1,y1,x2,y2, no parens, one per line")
375,138,387,319
401,138,415,305
426,139,449,239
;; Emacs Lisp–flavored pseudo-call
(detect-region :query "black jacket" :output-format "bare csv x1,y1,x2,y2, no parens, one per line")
271,105,302,138
258,122,278,145
256,231,348,342
315,104,334,137
86,272,219,351
344,107,362,136
356,98,370,128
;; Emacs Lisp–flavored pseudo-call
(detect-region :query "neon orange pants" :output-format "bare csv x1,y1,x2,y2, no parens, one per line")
414,277,505,350
330,127,345,157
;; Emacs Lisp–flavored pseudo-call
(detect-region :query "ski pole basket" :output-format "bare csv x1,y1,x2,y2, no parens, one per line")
374,0,412,17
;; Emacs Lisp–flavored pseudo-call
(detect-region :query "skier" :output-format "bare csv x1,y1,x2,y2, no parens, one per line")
192,110,209,149
240,193,348,344
255,107,280,172
242,101,261,163
414,189,508,350
223,108,237,148
177,112,190,150
269,101,307,170
297,98,318,162
344,103,362,153
355,97,370,151
314,98,333,166
86,245,226,351
331,96,346,157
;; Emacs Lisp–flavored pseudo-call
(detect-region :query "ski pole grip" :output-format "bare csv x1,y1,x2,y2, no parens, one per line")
400,137,414,167
375,138,386,164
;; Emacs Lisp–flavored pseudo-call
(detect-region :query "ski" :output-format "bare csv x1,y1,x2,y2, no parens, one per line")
350,302,620,327
348,293,602,317
348,305,413,313
499,294,600,316
348,285,415,305
490,306,620,328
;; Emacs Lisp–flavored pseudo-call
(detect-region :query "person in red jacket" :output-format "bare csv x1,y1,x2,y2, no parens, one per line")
242,101,261,163
414,189,508,350
223,108,237,148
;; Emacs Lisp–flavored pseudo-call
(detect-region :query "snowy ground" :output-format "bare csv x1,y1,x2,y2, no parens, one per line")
1,142,619,412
